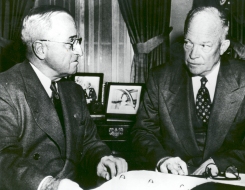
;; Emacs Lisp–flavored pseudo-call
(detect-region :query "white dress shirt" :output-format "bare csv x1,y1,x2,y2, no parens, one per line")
30,63,53,98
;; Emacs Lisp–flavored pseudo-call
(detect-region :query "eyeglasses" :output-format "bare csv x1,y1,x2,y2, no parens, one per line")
39,38,82,51
204,164,240,180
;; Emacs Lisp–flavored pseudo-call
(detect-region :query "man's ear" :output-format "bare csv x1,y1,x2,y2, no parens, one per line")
220,39,230,55
32,41,46,60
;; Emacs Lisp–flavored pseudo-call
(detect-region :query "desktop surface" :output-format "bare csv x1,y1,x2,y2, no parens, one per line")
91,170,245,190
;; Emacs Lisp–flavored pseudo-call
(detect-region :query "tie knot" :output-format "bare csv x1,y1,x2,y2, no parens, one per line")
50,81,57,91
200,77,208,87
50,81,59,99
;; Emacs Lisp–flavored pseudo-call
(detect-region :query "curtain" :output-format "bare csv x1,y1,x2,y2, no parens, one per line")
34,0,76,18
118,0,171,83
229,0,245,59
0,0,34,72
83,0,133,83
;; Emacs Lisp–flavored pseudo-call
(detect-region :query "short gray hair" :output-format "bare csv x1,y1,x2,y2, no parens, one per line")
21,5,73,45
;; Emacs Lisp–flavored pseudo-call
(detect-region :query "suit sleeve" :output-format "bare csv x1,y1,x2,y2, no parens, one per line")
0,84,45,190
78,85,111,176
211,60,245,172
131,70,171,169
212,120,245,172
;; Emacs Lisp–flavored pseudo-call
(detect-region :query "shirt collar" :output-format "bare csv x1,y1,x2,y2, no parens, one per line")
30,63,52,98
205,61,220,86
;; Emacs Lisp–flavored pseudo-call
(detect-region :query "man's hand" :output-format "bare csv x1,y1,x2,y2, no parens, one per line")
192,158,218,176
97,155,128,180
158,157,188,175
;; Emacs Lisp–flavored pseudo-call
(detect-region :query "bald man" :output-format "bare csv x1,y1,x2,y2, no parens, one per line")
131,6,245,177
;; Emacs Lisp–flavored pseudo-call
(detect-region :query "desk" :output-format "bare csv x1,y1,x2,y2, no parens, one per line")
92,117,245,189
91,170,245,190
94,118,139,170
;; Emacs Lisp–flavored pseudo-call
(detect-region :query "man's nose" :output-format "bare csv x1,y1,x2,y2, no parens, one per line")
189,45,200,59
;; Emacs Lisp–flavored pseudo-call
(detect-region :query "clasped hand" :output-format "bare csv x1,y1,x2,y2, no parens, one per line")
158,157,188,175
97,155,128,180
57,155,127,190
158,157,217,177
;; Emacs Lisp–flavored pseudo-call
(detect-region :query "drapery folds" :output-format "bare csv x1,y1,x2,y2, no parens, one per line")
229,0,245,59
118,0,171,83
0,0,34,71
34,0,76,18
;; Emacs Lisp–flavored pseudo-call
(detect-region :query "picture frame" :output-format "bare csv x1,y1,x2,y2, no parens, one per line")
105,82,144,121
73,73,104,104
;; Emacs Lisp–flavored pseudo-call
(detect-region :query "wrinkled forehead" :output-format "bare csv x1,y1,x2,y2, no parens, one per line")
186,12,223,39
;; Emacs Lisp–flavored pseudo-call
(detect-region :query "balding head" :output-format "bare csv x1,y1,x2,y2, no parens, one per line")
184,6,229,41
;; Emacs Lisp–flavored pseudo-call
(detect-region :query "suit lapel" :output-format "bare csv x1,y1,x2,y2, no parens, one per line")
163,64,200,156
204,60,245,159
56,81,85,178
20,61,66,156
57,81,78,157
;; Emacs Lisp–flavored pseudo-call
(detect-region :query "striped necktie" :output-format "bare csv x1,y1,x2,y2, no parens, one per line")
50,81,65,135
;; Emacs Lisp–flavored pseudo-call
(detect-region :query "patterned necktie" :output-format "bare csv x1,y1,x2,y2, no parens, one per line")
196,77,211,125
50,81,65,134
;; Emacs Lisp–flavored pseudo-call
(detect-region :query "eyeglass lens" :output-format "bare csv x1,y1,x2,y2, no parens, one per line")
225,166,240,179
205,164,218,177
205,164,240,180
72,38,82,50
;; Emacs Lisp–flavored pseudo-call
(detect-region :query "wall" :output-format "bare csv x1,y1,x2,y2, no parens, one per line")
170,0,193,44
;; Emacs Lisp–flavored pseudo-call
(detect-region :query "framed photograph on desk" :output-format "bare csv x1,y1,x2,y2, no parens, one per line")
72,73,104,115
105,82,144,122
73,73,103,103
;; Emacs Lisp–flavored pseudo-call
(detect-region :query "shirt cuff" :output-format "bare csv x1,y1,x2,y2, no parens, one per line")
37,176,53,190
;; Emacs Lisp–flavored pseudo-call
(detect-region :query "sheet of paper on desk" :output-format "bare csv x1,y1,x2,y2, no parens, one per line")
91,170,203,190
91,171,245,190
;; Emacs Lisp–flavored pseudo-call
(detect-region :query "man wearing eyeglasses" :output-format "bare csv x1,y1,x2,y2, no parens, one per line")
132,6,245,178
0,5,127,190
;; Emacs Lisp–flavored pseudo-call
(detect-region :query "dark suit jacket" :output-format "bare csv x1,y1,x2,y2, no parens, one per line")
0,61,111,190
131,58,245,172
84,87,97,102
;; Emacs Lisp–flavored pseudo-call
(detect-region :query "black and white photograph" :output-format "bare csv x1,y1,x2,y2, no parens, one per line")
74,73,103,104
105,83,143,115
0,0,245,189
